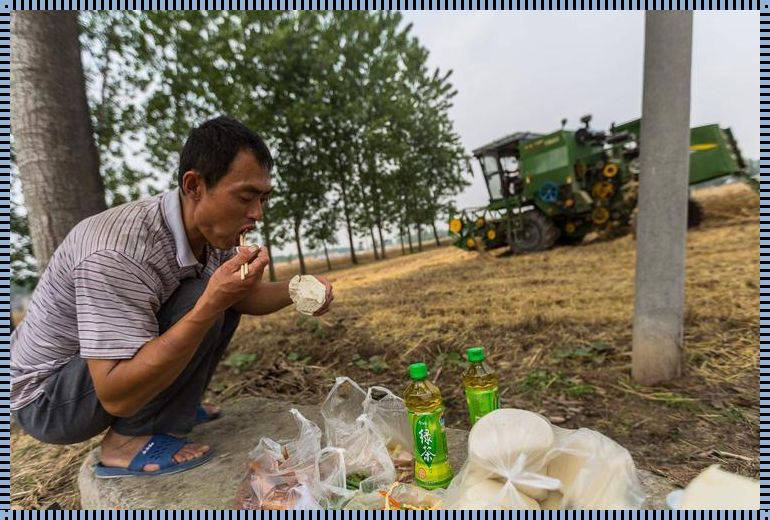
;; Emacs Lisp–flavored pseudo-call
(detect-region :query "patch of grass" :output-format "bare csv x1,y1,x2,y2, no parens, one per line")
553,342,611,363
720,405,754,427
297,315,327,339
519,369,564,391
519,369,595,398
435,351,468,371
223,352,258,374
564,381,596,398
352,354,389,374
287,351,311,365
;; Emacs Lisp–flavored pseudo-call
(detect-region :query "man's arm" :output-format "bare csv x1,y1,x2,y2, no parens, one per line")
86,301,220,417
232,275,334,316
87,246,267,417
232,281,291,315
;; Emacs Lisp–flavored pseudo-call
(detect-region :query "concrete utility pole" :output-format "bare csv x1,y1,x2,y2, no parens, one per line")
632,11,693,385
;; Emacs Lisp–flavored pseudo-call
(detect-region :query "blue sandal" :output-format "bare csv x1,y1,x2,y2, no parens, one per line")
94,433,214,478
195,404,222,425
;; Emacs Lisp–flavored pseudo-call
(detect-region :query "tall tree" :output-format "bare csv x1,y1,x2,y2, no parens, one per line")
11,12,106,272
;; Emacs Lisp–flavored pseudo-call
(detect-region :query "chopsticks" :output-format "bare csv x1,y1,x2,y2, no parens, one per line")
240,231,249,280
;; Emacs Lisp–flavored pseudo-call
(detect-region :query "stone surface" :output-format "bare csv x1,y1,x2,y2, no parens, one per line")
79,396,676,509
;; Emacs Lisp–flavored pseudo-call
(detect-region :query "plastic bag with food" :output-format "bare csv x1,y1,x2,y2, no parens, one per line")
362,385,414,482
344,483,445,510
443,409,561,509
321,377,399,491
235,409,349,510
544,427,645,509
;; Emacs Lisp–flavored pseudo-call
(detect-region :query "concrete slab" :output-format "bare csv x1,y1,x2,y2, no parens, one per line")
79,396,675,509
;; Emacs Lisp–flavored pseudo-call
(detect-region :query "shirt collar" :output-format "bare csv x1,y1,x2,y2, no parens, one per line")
161,188,200,268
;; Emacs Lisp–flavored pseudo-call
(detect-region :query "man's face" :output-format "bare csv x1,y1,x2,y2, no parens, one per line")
192,149,272,250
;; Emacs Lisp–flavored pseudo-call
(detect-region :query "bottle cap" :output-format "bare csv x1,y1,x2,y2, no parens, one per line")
409,362,428,381
467,346,486,363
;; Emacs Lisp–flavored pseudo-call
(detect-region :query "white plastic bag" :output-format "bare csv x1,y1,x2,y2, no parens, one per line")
443,409,560,509
362,385,414,482
236,409,349,510
320,377,400,491
343,483,446,510
544,427,645,509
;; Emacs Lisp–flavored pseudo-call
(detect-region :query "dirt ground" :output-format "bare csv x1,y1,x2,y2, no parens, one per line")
11,183,759,509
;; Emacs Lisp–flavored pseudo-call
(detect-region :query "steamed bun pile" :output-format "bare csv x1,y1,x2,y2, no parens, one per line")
443,409,645,510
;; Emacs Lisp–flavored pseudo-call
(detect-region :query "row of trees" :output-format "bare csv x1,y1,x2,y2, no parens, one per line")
11,11,469,286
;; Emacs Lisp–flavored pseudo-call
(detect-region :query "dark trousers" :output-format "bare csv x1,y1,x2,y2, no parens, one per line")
12,278,240,444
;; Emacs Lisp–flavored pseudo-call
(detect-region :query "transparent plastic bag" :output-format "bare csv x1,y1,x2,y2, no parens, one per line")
443,409,561,509
320,377,398,492
343,483,445,510
236,409,350,510
362,385,414,482
544,427,645,509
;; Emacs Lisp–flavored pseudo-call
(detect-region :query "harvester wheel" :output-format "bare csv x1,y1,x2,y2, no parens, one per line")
687,198,703,228
511,210,560,253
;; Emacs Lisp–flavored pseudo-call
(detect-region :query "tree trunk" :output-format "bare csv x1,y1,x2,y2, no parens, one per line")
339,179,358,265
431,222,441,247
406,223,414,254
417,223,423,252
377,221,386,259
369,226,379,260
368,155,386,260
293,218,306,275
399,222,406,255
323,241,332,271
11,12,107,272
262,212,277,282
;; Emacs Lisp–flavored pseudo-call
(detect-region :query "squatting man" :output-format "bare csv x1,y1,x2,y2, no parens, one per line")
11,116,333,477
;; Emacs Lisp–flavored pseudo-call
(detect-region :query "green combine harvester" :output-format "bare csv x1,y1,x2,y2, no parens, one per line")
449,115,754,254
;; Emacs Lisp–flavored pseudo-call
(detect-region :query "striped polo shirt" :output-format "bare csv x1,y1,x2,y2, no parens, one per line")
10,188,234,410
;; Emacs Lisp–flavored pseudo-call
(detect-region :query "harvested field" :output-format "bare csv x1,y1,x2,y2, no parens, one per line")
11,183,758,509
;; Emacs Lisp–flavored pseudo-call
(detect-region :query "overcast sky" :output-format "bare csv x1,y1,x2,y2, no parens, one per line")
398,11,759,209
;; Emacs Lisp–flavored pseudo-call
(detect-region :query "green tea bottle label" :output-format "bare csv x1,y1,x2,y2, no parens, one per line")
465,386,499,425
409,408,453,489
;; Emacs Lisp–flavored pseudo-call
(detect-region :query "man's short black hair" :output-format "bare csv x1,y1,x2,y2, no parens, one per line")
178,116,274,188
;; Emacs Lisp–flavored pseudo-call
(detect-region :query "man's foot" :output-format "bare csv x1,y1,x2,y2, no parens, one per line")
200,403,220,418
99,429,210,473
194,402,222,426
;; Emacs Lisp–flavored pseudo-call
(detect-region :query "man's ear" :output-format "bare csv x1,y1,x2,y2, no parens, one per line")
181,170,204,200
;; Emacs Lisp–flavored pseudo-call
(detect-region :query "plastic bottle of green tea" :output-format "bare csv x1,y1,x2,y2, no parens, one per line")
462,346,499,425
404,362,453,490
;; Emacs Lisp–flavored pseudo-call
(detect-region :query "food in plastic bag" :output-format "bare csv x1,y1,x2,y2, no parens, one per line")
674,465,759,510
540,491,563,510
321,377,407,491
444,460,544,509
444,409,560,509
363,386,415,482
343,483,445,510
235,409,349,510
545,427,645,509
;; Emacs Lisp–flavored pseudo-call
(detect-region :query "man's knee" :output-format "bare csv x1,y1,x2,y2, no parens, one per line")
13,403,111,445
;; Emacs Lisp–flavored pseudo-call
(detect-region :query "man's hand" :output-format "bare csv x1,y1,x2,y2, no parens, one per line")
311,275,334,316
197,246,270,317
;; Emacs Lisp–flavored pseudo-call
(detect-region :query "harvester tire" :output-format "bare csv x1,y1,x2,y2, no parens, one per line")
511,210,560,253
687,198,703,228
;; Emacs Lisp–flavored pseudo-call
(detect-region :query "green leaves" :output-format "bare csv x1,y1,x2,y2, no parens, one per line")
75,12,467,268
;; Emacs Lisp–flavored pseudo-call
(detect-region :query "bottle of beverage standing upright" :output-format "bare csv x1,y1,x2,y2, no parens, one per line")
404,362,453,490
462,346,499,425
